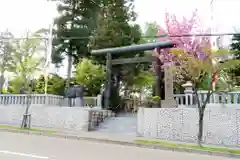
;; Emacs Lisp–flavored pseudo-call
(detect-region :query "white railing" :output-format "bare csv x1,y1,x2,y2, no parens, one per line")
174,91,240,106
61,96,98,107
0,94,100,107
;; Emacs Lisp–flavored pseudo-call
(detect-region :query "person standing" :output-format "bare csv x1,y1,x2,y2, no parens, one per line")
75,85,84,106
66,82,76,107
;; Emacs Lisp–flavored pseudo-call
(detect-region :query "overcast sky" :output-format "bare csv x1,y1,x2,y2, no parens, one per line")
0,0,239,36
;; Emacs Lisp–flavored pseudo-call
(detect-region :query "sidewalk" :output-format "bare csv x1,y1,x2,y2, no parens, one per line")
0,125,239,150
58,130,240,149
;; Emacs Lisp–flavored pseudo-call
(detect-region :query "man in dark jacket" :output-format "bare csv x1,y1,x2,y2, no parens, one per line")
75,85,84,106
66,82,76,107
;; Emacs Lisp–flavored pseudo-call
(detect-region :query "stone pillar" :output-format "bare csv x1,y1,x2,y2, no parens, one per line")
161,66,177,108
97,94,102,109
182,81,193,106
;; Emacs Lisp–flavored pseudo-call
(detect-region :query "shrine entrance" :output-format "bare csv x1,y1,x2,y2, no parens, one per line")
91,41,175,111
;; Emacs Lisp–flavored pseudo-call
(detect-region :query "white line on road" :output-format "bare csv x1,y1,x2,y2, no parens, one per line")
0,150,49,159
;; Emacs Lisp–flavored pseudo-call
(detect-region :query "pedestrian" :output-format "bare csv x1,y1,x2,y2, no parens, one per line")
66,82,76,107
75,84,84,107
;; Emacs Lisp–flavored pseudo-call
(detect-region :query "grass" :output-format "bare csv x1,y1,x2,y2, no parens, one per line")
136,139,240,154
0,125,56,134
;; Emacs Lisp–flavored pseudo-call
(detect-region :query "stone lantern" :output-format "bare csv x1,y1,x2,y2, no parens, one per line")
182,81,193,94
182,81,193,105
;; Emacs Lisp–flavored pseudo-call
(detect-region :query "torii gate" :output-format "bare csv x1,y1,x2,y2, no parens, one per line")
91,41,175,109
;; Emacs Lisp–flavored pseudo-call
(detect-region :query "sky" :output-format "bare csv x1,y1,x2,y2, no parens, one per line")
0,0,240,36
0,0,240,77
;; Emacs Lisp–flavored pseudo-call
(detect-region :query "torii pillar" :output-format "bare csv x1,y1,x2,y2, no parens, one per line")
161,64,177,108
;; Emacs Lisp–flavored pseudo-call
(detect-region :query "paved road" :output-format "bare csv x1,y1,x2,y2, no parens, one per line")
0,132,235,160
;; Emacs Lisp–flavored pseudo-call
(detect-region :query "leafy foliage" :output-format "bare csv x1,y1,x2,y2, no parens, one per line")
74,58,105,96
143,22,158,43
155,10,212,93
230,34,240,85
51,0,100,64
7,76,25,93
89,0,144,110
9,34,44,87
171,48,240,145
90,0,143,70
35,74,66,96
126,70,155,89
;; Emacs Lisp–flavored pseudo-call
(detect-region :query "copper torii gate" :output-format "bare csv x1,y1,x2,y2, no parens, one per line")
91,41,175,109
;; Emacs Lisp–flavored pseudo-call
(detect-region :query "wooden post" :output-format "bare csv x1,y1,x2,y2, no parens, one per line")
104,53,112,109
155,57,162,108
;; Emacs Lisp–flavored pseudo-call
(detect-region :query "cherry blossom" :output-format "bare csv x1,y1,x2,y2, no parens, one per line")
155,10,211,64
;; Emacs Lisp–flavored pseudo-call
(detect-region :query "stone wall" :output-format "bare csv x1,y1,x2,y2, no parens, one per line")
137,107,240,147
0,105,112,131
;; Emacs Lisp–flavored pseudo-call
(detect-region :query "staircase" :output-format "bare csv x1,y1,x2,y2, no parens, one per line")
94,112,137,136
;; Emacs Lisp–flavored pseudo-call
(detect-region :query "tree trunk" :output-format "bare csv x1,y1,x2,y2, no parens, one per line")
196,88,211,146
197,109,204,146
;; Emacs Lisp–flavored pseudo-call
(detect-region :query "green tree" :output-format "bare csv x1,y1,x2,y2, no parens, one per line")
143,22,158,43
8,76,25,93
74,58,105,96
230,34,240,85
171,48,240,145
9,33,44,89
35,74,66,96
90,0,143,111
51,0,100,87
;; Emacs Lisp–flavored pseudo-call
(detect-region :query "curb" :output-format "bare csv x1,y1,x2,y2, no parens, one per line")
0,128,240,158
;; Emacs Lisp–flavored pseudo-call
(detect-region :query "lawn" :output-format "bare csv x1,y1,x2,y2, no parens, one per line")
0,125,56,134
136,139,240,154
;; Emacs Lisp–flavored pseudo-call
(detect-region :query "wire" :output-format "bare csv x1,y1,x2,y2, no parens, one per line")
0,32,239,41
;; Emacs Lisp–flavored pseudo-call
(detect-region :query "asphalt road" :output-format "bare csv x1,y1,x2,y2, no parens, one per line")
0,132,235,160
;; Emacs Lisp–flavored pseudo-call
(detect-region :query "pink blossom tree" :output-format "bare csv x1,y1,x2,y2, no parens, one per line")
156,9,211,62
155,10,212,145
155,10,212,91
155,10,240,145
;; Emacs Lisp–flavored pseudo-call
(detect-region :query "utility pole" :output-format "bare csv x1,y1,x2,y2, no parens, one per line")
44,23,53,94
210,0,217,96
0,33,6,93
210,0,217,49
44,0,54,94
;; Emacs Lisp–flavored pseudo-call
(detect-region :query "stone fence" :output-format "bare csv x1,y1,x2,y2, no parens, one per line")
0,94,102,107
0,105,114,131
1,91,240,108
137,107,240,147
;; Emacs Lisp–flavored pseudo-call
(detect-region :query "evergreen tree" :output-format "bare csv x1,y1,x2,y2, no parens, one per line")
52,0,100,87
35,74,66,96
90,0,143,111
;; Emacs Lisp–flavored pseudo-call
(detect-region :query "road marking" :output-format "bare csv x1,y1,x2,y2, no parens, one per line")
0,150,49,159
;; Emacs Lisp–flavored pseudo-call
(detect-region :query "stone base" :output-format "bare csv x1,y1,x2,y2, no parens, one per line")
161,99,177,108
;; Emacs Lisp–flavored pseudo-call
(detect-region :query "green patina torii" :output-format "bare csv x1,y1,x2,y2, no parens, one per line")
91,41,175,109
